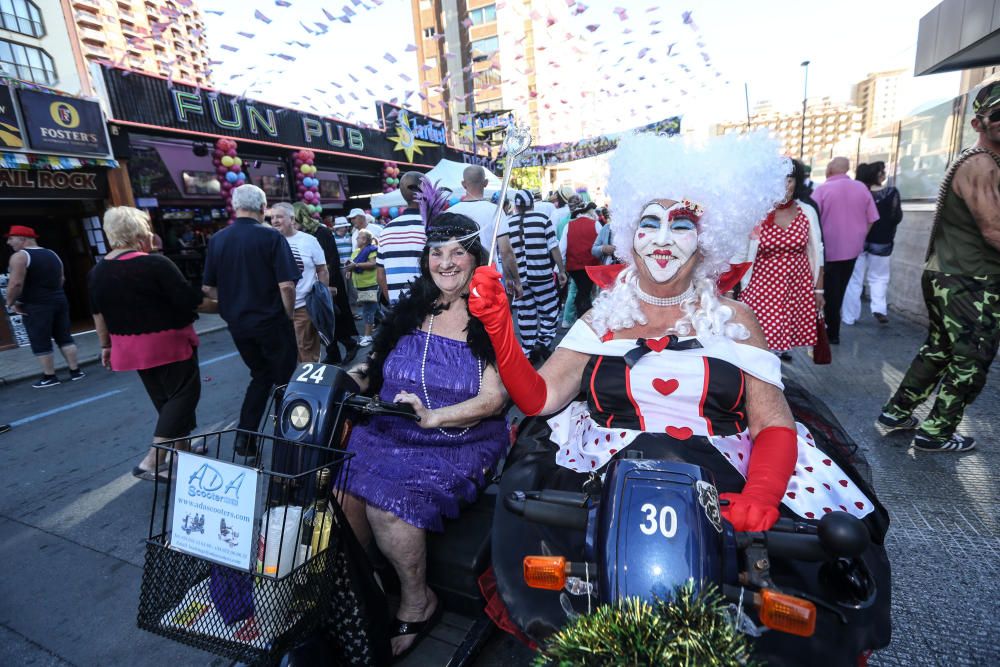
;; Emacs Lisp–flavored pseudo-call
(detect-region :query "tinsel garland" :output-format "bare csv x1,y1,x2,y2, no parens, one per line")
534,582,757,667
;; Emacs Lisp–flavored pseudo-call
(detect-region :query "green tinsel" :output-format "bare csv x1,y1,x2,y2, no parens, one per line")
534,582,758,667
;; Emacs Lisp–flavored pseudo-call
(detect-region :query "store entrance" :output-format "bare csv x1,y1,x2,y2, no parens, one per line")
1,199,105,333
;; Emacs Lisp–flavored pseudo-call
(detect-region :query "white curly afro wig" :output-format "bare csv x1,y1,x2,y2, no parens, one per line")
590,131,788,339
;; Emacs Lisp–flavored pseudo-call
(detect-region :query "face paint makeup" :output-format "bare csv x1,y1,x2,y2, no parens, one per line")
633,201,700,283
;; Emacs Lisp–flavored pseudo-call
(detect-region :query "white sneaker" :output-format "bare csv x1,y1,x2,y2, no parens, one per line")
358,335,373,346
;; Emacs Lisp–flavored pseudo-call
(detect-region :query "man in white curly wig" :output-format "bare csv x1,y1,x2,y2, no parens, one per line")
466,132,891,663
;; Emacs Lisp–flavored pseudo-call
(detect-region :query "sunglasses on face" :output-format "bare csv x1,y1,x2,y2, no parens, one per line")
979,108,1000,124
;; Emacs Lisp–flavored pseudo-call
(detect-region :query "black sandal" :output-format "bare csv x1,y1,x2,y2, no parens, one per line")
391,600,442,661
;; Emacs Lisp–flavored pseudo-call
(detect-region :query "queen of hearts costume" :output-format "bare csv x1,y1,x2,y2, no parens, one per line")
469,132,890,662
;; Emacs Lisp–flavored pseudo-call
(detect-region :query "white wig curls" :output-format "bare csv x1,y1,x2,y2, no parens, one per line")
591,131,787,339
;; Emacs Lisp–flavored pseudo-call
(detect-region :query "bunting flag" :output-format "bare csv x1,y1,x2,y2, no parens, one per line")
1,152,119,170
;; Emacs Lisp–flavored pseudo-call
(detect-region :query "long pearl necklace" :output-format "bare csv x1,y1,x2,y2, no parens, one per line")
635,283,695,307
420,313,483,438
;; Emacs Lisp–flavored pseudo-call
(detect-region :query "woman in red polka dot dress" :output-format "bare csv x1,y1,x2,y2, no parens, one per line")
740,159,825,357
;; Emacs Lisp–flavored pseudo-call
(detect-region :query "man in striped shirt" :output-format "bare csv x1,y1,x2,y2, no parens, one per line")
377,171,427,305
500,190,567,358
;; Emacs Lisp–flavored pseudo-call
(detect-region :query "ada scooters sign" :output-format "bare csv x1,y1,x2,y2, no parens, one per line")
170,453,259,570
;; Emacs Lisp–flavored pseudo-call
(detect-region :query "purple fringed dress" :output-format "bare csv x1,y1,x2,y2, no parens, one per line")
344,330,508,532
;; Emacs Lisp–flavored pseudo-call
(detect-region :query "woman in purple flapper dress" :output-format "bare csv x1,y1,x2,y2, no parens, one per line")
342,211,509,656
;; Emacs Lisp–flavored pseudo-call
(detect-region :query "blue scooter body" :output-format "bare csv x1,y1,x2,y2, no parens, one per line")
597,459,736,603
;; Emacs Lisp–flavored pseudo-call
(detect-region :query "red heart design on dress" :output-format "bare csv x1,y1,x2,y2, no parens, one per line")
855,501,865,510
593,438,599,444
569,459,576,463
822,483,831,490
605,434,611,441
591,460,596,468
786,491,796,499
645,336,673,353
609,449,618,455
805,487,815,493
652,378,679,395
822,459,832,466
619,432,627,438
805,511,815,519
665,425,693,439
805,466,814,472
823,507,832,513
839,480,849,487
839,505,848,512
737,452,745,460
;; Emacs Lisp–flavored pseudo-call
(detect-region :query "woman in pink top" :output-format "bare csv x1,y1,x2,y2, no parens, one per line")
89,207,216,481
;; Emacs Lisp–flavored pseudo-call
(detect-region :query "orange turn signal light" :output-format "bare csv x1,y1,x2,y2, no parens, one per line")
757,589,817,637
523,556,567,590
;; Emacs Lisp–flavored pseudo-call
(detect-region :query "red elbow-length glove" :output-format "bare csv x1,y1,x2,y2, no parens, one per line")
468,266,547,416
720,426,797,532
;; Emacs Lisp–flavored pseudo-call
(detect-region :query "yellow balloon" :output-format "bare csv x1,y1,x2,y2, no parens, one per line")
233,157,242,167
221,155,234,167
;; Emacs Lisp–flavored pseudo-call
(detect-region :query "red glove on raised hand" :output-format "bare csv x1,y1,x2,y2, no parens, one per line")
720,426,797,532
468,266,547,416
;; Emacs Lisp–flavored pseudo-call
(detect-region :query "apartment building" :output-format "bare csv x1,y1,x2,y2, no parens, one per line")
410,0,597,151
715,98,863,168
68,0,210,87
853,69,905,134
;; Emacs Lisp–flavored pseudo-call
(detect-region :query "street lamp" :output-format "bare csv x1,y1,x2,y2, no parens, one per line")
799,60,810,161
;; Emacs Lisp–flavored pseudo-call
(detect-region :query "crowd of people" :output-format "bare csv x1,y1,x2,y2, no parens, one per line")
2,78,998,652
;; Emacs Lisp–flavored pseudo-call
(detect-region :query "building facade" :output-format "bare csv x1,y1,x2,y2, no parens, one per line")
853,69,905,134
0,0,89,95
410,0,597,155
715,98,863,170
67,0,211,87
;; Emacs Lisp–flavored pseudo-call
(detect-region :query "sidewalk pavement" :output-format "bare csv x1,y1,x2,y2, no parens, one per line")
0,314,229,386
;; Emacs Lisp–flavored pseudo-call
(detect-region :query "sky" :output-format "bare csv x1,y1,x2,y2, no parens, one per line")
200,0,961,137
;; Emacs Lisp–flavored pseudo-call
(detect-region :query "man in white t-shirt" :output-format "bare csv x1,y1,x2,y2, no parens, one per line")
349,207,383,248
272,203,329,362
448,165,521,296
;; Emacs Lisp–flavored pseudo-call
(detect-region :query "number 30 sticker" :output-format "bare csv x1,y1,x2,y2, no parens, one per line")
639,503,678,538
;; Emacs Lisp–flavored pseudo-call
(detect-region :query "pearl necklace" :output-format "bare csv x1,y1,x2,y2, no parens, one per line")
420,313,483,438
635,283,695,307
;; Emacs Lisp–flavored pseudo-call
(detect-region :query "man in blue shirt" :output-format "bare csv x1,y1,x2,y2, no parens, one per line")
203,185,299,457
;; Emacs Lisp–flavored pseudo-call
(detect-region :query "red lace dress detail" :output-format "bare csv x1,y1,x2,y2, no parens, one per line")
741,207,818,352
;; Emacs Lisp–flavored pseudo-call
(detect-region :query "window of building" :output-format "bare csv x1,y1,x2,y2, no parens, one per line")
423,26,436,38
0,0,44,38
469,4,496,25
0,38,54,84
470,36,498,56
474,68,501,89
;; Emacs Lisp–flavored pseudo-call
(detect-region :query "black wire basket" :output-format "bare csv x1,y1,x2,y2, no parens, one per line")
137,428,354,666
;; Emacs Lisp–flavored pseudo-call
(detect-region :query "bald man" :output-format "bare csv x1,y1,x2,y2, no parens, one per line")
377,171,427,305
812,157,879,344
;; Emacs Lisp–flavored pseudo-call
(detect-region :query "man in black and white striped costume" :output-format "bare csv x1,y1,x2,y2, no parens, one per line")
499,190,567,357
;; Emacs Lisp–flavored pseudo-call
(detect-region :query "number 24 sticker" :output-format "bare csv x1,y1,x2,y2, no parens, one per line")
295,363,327,384
639,503,677,538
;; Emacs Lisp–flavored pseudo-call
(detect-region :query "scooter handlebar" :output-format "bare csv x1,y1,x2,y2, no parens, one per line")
504,492,590,530
761,512,870,561
343,394,421,421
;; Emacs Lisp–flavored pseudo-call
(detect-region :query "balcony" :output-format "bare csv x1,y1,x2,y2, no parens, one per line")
72,0,101,11
78,26,108,46
74,10,102,28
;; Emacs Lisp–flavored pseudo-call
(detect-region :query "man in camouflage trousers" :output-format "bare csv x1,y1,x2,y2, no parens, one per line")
876,79,1000,452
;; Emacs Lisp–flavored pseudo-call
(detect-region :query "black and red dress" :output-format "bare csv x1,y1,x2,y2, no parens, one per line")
489,321,890,663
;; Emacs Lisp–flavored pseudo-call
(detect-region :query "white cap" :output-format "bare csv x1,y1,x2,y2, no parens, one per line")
333,216,350,228
348,208,365,218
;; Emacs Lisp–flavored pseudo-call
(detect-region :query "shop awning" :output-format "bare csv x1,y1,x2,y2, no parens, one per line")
1,151,119,170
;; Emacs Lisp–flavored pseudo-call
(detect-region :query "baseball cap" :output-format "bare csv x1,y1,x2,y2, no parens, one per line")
4,225,37,238
974,77,1000,114
348,208,365,218
333,216,350,228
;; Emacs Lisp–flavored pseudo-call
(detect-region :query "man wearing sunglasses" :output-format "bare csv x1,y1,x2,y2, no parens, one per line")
877,79,1000,453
